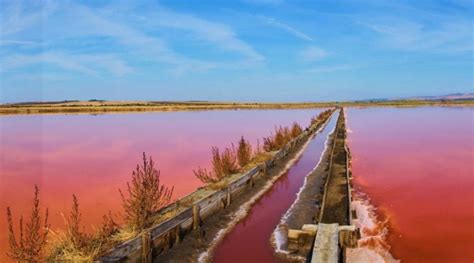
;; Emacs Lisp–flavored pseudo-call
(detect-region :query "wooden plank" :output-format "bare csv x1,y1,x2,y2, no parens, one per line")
150,207,193,239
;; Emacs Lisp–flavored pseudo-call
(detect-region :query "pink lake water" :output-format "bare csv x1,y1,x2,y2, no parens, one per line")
0,109,321,262
347,107,474,263
212,112,338,263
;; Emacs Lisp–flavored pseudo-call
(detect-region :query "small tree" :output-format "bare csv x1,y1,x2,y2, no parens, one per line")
237,136,252,167
290,122,303,138
120,153,174,231
6,185,49,263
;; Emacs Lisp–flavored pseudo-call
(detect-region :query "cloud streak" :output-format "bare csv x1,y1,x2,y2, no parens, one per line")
259,16,313,41
300,46,329,62
358,2,472,54
0,52,134,76
0,1,264,77
145,6,265,63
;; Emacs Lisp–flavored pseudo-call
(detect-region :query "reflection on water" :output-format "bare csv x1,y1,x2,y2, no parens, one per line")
0,109,320,262
347,107,474,263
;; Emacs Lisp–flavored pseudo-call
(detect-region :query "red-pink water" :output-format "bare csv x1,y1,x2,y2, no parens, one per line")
212,113,338,263
0,109,320,262
347,107,474,263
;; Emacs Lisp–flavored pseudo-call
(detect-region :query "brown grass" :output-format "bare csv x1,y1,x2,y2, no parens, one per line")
6,185,49,263
120,152,174,231
47,195,98,261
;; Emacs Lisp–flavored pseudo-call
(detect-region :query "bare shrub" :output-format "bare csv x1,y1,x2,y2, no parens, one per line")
193,167,217,184
120,153,174,231
310,115,319,125
274,126,291,148
311,109,333,125
194,146,239,184
6,185,49,263
98,211,119,240
263,134,277,152
221,147,239,175
290,122,303,138
255,139,263,155
194,147,224,184
65,195,88,249
237,136,252,167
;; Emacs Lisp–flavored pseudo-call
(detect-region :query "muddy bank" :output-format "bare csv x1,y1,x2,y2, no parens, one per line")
272,109,356,262
270,118,339,261
271,132,335,260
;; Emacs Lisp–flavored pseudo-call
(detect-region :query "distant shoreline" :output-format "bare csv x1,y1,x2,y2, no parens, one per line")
0,100,472,115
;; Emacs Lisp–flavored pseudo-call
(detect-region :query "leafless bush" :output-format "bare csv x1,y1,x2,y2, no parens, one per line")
98,211,119,240
311,109,333,125
193,167,217,184
290,122,303,138
65,195,89,249
274,126,291,148
6,185,49,263
255,139,263,155
221,147,239,175
120,153,174,231
194,146,239,184
263,134,277,152
237,136,252,167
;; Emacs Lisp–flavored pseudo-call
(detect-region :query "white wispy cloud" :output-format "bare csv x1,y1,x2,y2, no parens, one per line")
359,2,472,54
242,0,284,6
0,1,263,77
0,40,37,46
300,46,329,62
305,64,360,74
72,4,217,73
0,0,57,36
146,7,264,63
0,52,134,76
258,16,313,41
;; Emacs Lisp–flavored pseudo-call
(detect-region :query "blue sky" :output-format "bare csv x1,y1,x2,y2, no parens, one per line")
0,0,472,103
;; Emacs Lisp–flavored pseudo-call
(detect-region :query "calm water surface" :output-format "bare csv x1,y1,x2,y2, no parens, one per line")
347,107,474,263
0,109,321,261
212,112,338,263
